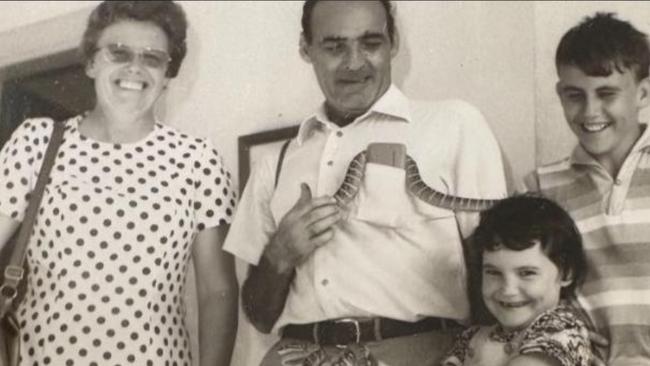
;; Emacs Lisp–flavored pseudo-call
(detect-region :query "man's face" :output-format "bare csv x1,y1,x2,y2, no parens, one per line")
300,1,397,124
556,65,649,168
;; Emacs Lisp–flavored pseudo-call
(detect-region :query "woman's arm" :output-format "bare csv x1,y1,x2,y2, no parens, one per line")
0,213,20,251
192,224,238,366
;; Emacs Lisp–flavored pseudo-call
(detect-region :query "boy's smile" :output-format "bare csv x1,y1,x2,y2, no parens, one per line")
556,65,650,177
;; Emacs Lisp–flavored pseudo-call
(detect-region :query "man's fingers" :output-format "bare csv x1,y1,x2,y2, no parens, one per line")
289,187,336,217
298,183,312,203
307,210,341,238
310,228,334,247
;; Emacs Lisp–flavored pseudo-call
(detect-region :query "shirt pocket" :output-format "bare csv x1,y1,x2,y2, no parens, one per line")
353,162,455,228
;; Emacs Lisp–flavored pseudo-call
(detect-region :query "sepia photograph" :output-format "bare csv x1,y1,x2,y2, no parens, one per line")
0,1,649,365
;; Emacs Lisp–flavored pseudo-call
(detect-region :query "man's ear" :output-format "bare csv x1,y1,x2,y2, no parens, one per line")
299,33,313,64
390,27,400,59
636,77,650,108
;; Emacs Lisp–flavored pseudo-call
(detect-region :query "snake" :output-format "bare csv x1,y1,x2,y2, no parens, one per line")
332,151,499,212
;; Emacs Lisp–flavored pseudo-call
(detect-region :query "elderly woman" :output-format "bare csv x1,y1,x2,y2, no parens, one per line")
0,1,237,365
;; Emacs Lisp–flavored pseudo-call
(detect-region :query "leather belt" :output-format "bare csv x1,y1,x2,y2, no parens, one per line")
282,317,462,346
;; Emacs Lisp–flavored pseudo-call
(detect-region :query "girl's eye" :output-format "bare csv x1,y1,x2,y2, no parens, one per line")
519,270,537,277
483,269,500,276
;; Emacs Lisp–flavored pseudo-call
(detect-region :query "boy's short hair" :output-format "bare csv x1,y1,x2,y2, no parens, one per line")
556,12,650,81
473,194,587,300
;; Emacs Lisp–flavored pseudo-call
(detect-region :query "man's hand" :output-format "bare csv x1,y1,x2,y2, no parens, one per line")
242,183,341,332
265,183,341,273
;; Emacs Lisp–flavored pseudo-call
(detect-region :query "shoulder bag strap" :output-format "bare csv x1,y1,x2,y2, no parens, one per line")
274,139,291,189
0,121,65,311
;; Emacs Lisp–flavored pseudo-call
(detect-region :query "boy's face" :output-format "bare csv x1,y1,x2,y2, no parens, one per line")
556,65,649,168
482,242,571,331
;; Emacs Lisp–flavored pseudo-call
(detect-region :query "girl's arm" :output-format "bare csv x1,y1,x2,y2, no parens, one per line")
192,224,238,366
508,354,561,366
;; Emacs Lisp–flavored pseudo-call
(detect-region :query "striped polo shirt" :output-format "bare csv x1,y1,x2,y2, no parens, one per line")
525,124,650,366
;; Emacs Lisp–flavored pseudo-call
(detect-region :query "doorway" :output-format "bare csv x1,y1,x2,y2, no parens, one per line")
0,49,94,148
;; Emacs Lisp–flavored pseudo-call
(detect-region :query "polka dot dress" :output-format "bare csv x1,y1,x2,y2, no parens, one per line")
0,117,236,366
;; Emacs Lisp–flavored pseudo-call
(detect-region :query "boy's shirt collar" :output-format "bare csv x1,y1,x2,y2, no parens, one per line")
570,123,650,166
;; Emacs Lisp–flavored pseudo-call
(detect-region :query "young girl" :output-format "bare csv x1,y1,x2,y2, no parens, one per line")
442,195,592,366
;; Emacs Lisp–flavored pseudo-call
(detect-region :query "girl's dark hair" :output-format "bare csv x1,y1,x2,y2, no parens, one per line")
80,1,187,78
473,194,587,300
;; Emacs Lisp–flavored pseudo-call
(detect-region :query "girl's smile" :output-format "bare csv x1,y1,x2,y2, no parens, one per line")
482,241,572,331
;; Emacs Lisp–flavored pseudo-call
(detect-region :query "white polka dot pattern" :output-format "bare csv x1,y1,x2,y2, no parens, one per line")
0,116,236,366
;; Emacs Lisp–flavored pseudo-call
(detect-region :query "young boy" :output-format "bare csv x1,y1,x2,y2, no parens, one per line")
524,12,650,365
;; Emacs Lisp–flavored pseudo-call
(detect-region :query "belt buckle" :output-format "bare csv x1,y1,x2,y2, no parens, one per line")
335,318,361,346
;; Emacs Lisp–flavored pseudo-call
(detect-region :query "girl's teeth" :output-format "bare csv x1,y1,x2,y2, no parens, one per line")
118,80,145,91
501,301,526,308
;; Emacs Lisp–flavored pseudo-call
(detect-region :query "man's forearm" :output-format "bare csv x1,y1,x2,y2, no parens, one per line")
242,249,295,333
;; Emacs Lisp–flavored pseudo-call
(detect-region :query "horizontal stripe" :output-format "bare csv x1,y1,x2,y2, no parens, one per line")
539,176,602,210
537,159,571,175
583,262,650,281
580,276,650,297
630,160,650,174
576,210,650,237
624,193,650,210
600,323,650,364
584,305,650,329
583,243,650,267
580,290,650,312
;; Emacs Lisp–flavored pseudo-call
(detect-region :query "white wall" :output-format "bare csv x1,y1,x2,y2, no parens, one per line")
0,1,97,33
4,1,647,365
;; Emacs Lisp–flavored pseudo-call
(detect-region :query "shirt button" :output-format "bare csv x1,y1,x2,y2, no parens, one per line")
336,131,343,137
321,279,329,286
327,161,333,166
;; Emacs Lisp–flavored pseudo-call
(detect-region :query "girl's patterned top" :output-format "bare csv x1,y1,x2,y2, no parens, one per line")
442,305,591,366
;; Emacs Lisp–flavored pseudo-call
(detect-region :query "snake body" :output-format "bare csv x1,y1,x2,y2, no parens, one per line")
333,151,499,212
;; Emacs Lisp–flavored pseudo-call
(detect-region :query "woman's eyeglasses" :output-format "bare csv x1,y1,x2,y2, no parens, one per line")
98,43,171,69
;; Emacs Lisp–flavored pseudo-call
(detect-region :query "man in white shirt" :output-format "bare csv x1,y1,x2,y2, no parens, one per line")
224,1,507,365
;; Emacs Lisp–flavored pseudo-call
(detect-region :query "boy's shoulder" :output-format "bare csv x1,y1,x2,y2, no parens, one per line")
522,156,575,193
535,156,573,176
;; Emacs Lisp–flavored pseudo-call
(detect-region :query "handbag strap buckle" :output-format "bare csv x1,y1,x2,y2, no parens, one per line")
3,266,24,282
0,284,18,301
0,265,24,301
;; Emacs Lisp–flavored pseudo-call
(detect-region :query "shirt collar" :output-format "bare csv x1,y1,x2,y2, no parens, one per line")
296,84,411,145
570,123,650,166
